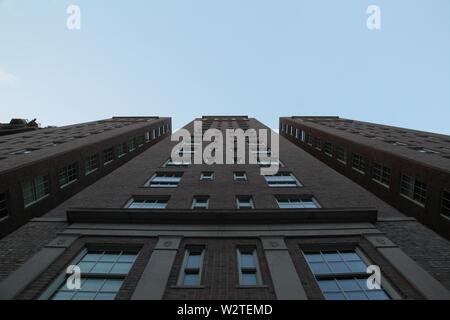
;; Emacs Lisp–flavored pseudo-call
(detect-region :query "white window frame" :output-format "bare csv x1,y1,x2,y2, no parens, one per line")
177,248,205,286
126,198,168,209
200,172,214,181
146,172,183,188
276,196,320,209
236,248,262,286
191,197,209,209
265,172,300,188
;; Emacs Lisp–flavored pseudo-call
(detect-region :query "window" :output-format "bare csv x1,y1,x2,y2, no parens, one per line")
137,135,145,147
85,154,99,175
351,153,366,174
192,196,209,209
400,174,427,206
442,190,450,218
127,198,168,209
146,172,183,188
313,137,322,150
236,196,254,209
128,138,137,151
196,171,213,182
51,250,138,300
59,163,78,188
22,175,50,207
372,163,391,187
237,248,261,286
0,192,8,220
103,148,114,165
117,142,127,158
234,171,248,182
324,143,333,156
265,172,300,187
336,146,347,164
163,158,191,167
145,131,150,142
303,250,390,300
306,133,313,146
276,196,319,209
178,247,205,286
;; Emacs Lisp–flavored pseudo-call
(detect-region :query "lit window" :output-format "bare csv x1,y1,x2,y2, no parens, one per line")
372,163,391,187
127,198,168,209
442,190,450,218
336,146,347,164
200,172,214,181
265,172,300,188
400,174,427,206
147,172,183,188
51,251,138,300
351,153,366,174
236,196,254,209
178,247,205,286
103,148,114,165
85,154,99,175
22,175,50,207
192,196,209,209
0,192,9,220
237,248,262,286
304,250,390,300
59,163,78,188
234,171,248,182
276,196,319,209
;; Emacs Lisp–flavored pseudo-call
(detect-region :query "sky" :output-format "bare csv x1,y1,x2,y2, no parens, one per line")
0,0,449,134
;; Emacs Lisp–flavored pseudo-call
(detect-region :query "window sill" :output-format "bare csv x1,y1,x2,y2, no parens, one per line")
337,159,347,165
24,194,50,208
400,194,426,208
85,168,98,176
171,285,206,289
0,215,9,222
372,179,390,189
103,160,114,166
235,285,268,289
352,168,365,175
440,214,450,221
60,179,78,189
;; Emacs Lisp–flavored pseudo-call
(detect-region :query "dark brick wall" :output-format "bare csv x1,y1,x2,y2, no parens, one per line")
285,236,424,300
0,221,67,282
163,238,276,300
16,237,157,300
0,118,171,238
377,220,450,290
280,117,450,239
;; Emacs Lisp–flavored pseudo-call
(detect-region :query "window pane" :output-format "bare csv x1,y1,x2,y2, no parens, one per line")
52,291,75,300
91,262,114,273
366,290,390,300
304,253,323,263
345,291,368,300
329,261,351,273
186,254,202,269
309,262,331,275
101,279,123,292
318,280,340,293
99,253,121,262
81,279,105,292
95,293,116,300
183,274,200,286
240,253,255,268
78,262,95,273
347,261,367,273
110,262,133,274
324,292,345,300
241,273,257,285
72,292,97,300
323,253,342,262
337,279,360,292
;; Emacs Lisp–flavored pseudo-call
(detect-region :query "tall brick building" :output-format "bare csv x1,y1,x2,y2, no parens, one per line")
0,115,449,300
279,116,450,240
0,116,171,237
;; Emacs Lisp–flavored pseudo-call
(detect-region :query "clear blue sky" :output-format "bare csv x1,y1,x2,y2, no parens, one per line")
1,0,449,134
